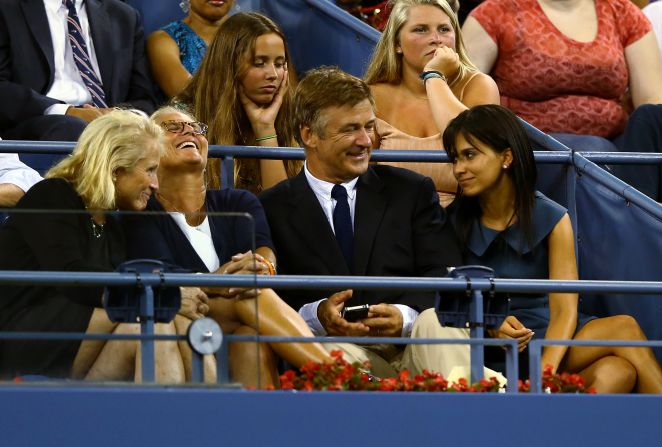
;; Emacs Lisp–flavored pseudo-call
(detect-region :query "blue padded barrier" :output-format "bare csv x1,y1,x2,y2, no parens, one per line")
16,153,64,176
523,123,662,362
123,0,260,36
573,156,662,357
5,140,72,175
263,0,380,78
1,387,660,447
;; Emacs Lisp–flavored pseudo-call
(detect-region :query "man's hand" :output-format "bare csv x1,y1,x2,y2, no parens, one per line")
317,290,370,336
362,304,404,337
65,104,113,123
489,315,534,352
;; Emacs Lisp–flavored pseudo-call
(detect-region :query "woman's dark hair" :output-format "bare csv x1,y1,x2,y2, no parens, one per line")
442,104,537,247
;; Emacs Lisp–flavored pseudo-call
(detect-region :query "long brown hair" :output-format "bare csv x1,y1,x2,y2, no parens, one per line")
177,12,301,191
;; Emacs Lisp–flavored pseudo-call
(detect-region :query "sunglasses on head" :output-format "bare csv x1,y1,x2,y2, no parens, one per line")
160,120,208,135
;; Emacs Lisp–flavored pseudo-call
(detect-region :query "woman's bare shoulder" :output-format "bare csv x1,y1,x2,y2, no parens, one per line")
369,83,403,115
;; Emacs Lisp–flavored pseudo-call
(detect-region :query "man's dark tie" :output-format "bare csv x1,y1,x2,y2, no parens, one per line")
63,0,108,108
331,184,354,269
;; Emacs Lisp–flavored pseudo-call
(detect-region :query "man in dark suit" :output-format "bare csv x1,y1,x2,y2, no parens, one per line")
259,67,473,378
0,0,156,142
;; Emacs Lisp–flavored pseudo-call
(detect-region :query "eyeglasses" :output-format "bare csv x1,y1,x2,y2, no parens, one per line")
160,120,208,135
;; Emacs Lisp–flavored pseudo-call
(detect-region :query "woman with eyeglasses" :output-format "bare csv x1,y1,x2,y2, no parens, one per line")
0,110,188,383
174,12,302,193
121,107,332,388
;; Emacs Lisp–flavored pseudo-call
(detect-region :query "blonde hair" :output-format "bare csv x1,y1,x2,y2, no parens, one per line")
176,12,301,191
364,0,476,87
47,110,166,210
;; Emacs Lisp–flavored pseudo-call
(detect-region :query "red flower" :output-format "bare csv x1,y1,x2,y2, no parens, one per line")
275,355,594,394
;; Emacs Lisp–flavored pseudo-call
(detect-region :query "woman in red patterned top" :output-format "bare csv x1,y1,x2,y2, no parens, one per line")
462,0,662,200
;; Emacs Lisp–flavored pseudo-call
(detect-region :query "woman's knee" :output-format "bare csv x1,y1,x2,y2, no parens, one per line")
594,356,637,392
608,315,646,341
610,357,638,390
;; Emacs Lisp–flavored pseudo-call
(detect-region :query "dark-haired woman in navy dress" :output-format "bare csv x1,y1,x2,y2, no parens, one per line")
442,104,662,393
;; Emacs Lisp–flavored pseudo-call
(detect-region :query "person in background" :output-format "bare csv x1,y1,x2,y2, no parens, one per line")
175,12,301,193
443,104,662,393
462,0,662,201
644,1,662,59
0,110,187,383
0,0,156,142
336,0,460,30
364,0,499,207
122,106,332,388
0,152,43,208
147,0,234,98
260,67,501,381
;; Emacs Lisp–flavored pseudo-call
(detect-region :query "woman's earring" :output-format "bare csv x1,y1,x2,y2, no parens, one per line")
179,0,190,13
112,175,117,182
502,164,509,169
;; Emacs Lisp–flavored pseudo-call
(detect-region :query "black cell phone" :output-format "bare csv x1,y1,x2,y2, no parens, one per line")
342,304,370,322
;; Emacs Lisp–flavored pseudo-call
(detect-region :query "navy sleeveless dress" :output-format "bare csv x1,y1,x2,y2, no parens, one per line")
463,192,595,339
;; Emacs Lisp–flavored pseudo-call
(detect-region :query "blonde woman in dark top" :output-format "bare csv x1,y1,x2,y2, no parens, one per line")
0,110,188,383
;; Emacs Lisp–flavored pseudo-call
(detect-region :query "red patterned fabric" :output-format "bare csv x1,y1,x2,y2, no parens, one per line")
471,0,651,137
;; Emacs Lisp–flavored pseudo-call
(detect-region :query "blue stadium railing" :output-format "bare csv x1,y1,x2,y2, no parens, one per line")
1,270,662,391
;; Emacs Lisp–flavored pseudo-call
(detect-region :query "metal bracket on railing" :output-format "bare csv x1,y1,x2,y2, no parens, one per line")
102,260,182,383
437,266,510,384
187,318,223,384
139,285,156,383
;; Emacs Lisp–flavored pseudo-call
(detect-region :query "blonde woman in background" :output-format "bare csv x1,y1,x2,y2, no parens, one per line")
0,110,188,383
364,0,499,206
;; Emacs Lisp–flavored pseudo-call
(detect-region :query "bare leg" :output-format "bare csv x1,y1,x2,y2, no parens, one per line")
563,315,662,394
71,308,118,379
233,289,332,367
173,315,217,384
208,288,331,368
85,322,185,384
575,355,636,394
229,326,280,389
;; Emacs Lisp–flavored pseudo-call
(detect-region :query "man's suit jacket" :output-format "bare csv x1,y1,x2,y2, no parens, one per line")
259,165,463,312
0,0,156,132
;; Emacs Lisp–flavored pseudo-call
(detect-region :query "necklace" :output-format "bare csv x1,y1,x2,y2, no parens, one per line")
156,192,206,225
90,218,105,239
